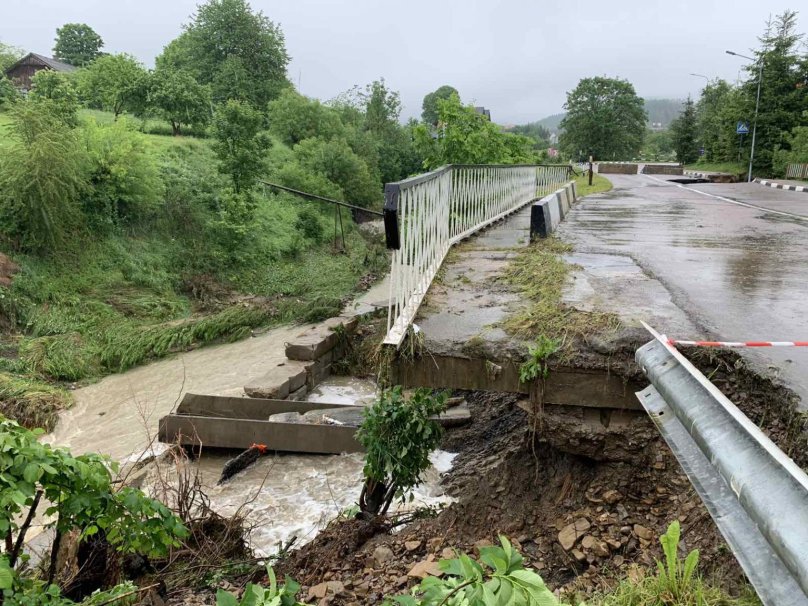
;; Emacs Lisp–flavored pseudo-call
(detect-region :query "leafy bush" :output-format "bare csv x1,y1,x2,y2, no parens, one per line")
0,418,187,598
0,102,89,253
295,207,325,242
395,536,567,606
81,119,164,227
28,70,81,127
271,161,344,200
0,75,19,108
356,386,448,515
293,137,381,208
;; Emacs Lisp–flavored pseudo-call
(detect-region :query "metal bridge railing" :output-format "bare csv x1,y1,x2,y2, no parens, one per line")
382,164,571,346
785,163,808,180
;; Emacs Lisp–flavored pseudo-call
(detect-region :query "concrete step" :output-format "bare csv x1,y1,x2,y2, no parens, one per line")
243,360,308,399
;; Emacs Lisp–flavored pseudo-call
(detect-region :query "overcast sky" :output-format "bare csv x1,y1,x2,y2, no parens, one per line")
1,0,798,124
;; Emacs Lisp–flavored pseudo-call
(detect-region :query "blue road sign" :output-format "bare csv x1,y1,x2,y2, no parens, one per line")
737,121,750,135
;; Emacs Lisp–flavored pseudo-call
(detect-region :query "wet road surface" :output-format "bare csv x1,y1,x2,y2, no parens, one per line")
558,175,808,406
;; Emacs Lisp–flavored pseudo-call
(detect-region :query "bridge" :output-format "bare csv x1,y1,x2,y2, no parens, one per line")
380,167,808,606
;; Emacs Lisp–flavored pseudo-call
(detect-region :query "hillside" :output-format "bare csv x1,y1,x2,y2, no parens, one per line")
531,98,684,133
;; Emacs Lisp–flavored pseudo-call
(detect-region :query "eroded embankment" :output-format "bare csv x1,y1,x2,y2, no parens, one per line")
275,319,805,604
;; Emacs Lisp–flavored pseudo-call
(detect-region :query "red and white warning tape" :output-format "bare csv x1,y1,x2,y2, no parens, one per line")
666,338,808,348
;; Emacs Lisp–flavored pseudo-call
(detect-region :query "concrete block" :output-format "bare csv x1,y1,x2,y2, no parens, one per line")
558,190,571,216
570,181,578,202
285,316,358,361
548,195,561,228
287,385,308,401
530,199,553,240
244,375,290,400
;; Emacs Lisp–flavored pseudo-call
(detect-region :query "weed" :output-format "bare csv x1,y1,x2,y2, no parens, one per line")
519,336,560,383
502,237,619,360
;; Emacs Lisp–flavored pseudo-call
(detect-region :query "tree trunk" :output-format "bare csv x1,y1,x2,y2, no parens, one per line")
172,121,181,137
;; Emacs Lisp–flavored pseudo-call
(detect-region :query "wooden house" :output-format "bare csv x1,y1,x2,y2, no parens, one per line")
4,53,77,92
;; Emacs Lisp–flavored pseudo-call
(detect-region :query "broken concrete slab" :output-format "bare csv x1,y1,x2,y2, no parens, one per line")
285,316,358,361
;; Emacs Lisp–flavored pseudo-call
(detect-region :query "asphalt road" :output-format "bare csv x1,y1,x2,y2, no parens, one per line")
559,174,808,407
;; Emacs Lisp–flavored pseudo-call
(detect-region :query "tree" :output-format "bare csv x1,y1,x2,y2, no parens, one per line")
78,53,147,118
53,23,104,67
157,0,290,107
414,93,534,169
558,76,646,161
355,387,447,515
28,69,80,127
0,101,88,253
670,97,700,164
421,85,459,125
212,100,270,192
267,89,345,146
0,76,18,108
293,137,381,208
148,67,211,136
0,41,24,72
695,79,734,161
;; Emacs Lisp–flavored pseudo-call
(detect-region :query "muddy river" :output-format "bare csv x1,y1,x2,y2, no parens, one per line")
44,326,455,556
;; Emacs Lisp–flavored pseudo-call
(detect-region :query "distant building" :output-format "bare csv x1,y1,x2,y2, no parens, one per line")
4,53,77,92
473,106,491,121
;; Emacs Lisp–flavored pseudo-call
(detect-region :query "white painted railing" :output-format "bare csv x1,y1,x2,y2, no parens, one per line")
382,164,571,346
785,163,808,180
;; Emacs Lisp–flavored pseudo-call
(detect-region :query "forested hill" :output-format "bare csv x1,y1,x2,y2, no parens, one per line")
532,98,684,133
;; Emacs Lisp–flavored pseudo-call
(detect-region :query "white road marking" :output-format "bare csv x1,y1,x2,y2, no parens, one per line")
643,175,808,222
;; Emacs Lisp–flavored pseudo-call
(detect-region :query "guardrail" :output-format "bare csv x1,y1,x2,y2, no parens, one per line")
786,163,808,180
636,323,808,606
382,164,571,346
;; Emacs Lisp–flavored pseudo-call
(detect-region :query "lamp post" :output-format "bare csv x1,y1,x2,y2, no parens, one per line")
726,50,763,182
689,73,710,81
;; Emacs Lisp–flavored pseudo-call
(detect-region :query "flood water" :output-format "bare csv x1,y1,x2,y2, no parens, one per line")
44,343,456,556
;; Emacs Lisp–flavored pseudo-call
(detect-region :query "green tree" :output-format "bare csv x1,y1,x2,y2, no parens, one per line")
53,23,104,67
641,129,675,161
558,76,647,161
267,89,345,146
157,0,290,106
414,94,534,169
695,79,734,161
421,84,459,125
78,53,147,118
27,69,80,127
742,11,807,175
0,41,24,71
294,137,381,208
356,387,447,515
0,102,88,253
148,67,211,136
670,97,700,164
212,99,270,193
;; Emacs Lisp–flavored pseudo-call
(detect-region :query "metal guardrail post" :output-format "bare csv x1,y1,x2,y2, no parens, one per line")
636,326,808,606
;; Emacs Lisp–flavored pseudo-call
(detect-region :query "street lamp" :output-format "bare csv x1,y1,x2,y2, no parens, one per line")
726,50,763,183
689,73,710,81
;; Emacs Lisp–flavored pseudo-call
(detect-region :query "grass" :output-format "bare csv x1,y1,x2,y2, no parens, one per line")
575,172,613,197
0,372,73,431
685,161,746,175
501,237,619,358
0,107,388,429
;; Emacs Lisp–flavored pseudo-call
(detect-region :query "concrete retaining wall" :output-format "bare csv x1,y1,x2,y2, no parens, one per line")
641,164,683,175
530,180,577,240
597,163,639,174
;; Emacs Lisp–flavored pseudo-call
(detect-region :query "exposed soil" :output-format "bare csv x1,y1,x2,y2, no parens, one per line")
275,341,804,605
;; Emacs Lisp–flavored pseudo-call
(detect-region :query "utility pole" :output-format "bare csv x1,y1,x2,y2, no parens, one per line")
727,41,766,182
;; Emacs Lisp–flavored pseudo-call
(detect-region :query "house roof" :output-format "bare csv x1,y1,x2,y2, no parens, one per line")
4,52,78,76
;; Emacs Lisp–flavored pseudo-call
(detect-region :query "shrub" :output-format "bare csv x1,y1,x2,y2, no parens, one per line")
211,99,270,192
356,386,448,515
294,207,325,242
81,119,164,227
267,88,345,146
28,70,80,127
0,102,88,253
0,75,19,108
293,137,382,208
